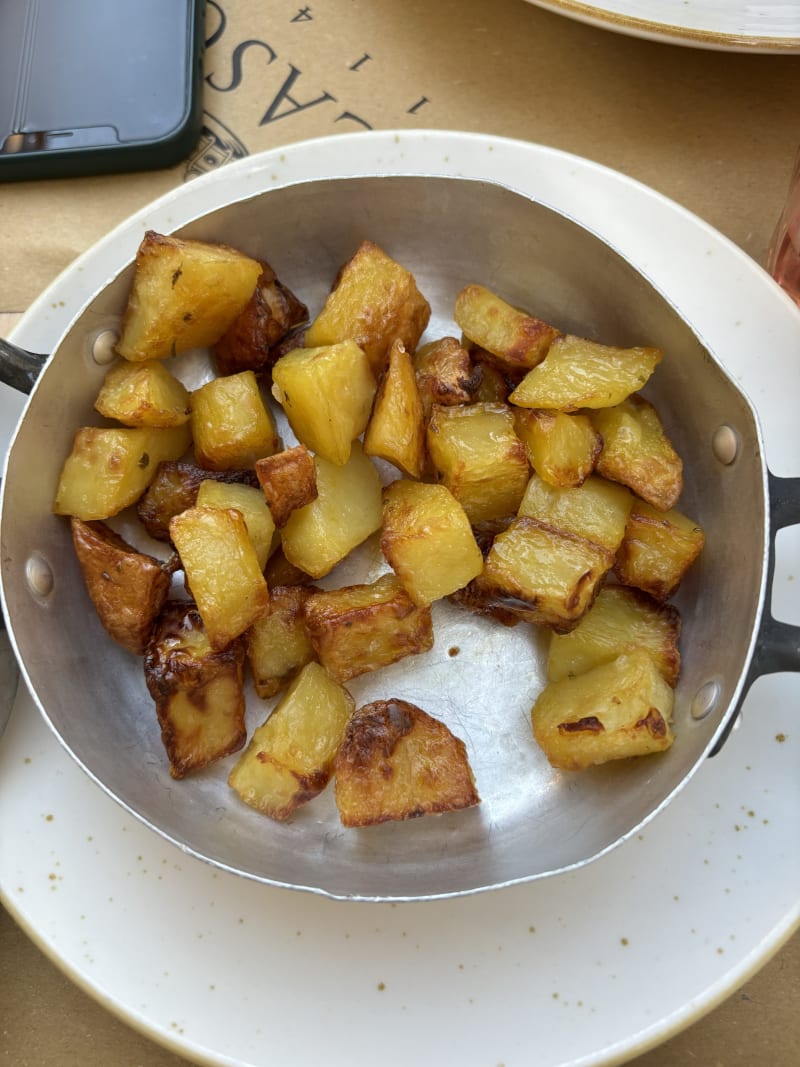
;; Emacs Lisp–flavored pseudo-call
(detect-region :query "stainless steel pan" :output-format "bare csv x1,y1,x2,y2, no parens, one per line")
1,175,797,900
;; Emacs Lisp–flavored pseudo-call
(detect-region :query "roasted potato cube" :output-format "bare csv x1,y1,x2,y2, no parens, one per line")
474,515,613,630
531,649,675,770
517,474,634,553
427,403,530,523
53,424,191,520
93,359,191,428
591,394,683,512
280,442,383,579
471,358,510,404
191,370,279,470
513,408,601,488
547,585,681,687
71,517,172,654
334,699,480,827
255,445,318,528
247,584,318,699
116,231,262,362
413,336,481,418
454,284,560,376
380,479,484,606
195,480,276,570
304,573,434,683
304,240,431,376
228,661,355,820
136,461,258,542
144,601,247,778
615,501,705,602
170,506,269,650
271,340,376,466
363,340,426,478
213,261,308,377
509,335,662,411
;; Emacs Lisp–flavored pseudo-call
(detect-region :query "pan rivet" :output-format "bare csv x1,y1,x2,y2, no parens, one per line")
25,553,54,598
691,680,720,720
91,329,118,366
712,425,739,466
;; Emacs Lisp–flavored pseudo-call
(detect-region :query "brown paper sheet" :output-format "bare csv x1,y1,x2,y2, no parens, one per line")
1,1,798,1064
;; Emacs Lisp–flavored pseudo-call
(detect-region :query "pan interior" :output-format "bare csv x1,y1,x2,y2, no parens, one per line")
0,175,767,899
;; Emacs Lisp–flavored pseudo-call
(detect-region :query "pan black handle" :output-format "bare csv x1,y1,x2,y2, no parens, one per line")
0,338,46,395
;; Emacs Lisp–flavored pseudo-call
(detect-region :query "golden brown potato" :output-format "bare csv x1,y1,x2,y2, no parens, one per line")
334,699,480,827
136,461,258,542
303,573,434,683
93,359,191,428
71,517,173,655
144,601,247,779
363,339,426,478
531,649,675,770
246,584,319,699
116,231,262,362
471,357,510,404
547,584,682,687
380,479,484,606
191,370,280,471
263,545,315,588
170,506,269,651
513,408,601,488
304,240,431,375
591,394,683,512
53,424,191,521
213,261,309,377
228,661,355,820
509,335,662,411
517,473,634,554
615,501,705,602
271,340,376,466
254,445,318,528
413,336,481,418
426,402,529,523
454,284,561,376
195,480,276,570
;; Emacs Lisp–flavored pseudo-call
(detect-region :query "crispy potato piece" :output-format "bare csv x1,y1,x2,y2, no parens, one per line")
116,231,262,361
426,402,529,523
228,661,355,820
509,335,662,411
71,517,172,654
413,336,481,418
591,394,683,512
94,359,191,428
136,461,258,542
144,601,247,778
280,442,383,579
304,573,434,683
471,358,510,404
195,480,276,570
255,445,318,528
547,585,681,687
363,339,426,478
517,473,634,554
454,284,561,376
334,699,480,827
271,340,376,466
263,545,315,587
615,501,705,602
532,649,675,770
304,240,431,376
53,424,191,521
213,262,308,377
514,408,601,488
247,584,318,699
380,479,484,606
474,515,613,631
191,370,279,471
170,506,269,651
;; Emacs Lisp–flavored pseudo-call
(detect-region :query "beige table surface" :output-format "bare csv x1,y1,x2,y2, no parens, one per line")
1,1,798,1064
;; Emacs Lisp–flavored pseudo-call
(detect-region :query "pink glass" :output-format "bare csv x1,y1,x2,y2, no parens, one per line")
767,147,800,307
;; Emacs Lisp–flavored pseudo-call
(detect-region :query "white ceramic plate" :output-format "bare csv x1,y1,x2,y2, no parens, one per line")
1,130,799,1067
525,0,800,52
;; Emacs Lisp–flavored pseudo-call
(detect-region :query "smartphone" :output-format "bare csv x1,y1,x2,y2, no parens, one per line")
0,0,205,181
